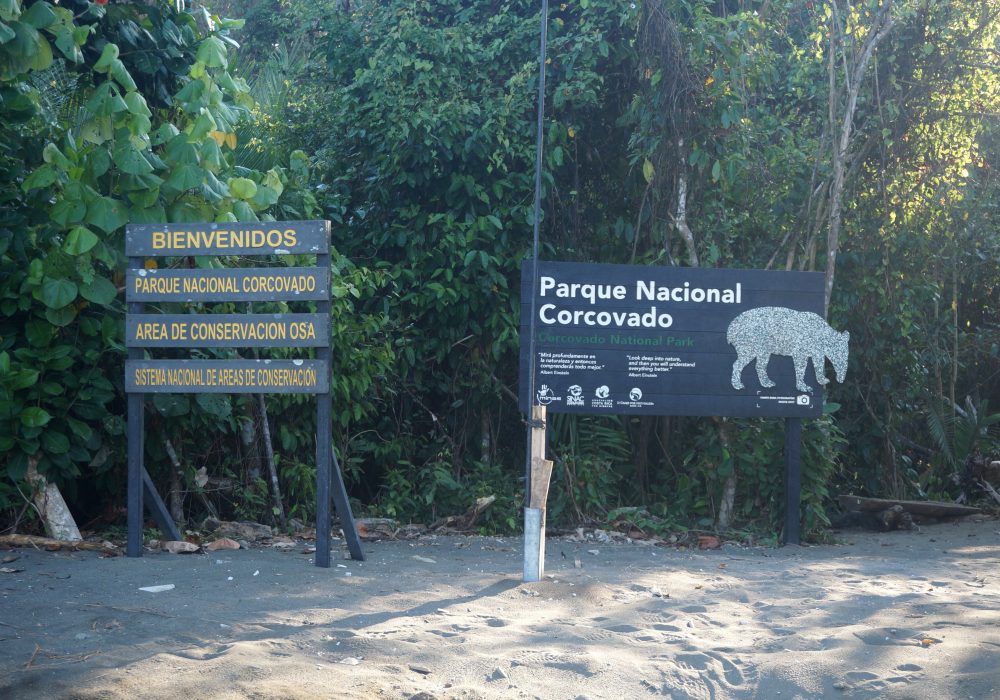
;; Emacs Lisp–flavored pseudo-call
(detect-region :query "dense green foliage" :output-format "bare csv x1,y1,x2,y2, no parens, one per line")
1,0,998,539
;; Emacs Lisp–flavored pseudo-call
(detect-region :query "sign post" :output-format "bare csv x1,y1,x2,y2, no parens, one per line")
124,221,363,565
519,261,849,574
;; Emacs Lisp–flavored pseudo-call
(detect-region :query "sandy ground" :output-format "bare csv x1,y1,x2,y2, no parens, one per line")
1,517,999,700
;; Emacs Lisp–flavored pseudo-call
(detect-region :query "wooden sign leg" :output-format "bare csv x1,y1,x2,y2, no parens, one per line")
126,264,145,558
315,377,332,567
784,417,802,545
331,448,364,561
314,276,364,566
315,391,364,565
141,468,182,542
524,405,553,582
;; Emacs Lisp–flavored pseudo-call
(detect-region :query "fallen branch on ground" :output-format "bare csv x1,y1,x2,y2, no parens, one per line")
430,495,496,532
0,534,120,553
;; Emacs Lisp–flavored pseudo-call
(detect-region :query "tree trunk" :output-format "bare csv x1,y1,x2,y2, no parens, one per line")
823,0,895,317
714,418,736,531
26,458,81,541
672,138,700,267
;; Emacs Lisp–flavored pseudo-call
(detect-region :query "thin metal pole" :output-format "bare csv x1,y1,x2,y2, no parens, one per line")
524,0,550,494
315,251,332,568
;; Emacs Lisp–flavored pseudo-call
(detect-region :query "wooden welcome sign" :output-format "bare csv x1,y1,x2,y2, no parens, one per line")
124,221,362,567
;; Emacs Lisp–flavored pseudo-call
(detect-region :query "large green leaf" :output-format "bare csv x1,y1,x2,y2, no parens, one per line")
166,163,203,191
195,393,231,419
128,204,166,224
38,276,77,308
86,196,128,233
25,320,53,346
79,275,117,305
84,81,127,117
44,303,76,327
195,36,227,68
20,406,51,428
0,0,18,22
10,369,39,390
63,226,99,255
153,394,190,417
21,163,56,191
112,142,153,175
42,430,70,455
110,58,136,91
124,91,151,117
53,25,82,63
50,197,86,225
92,42,118,72
6,451,28,481
28,32,52,70
20,1,55,29
229,176,256,199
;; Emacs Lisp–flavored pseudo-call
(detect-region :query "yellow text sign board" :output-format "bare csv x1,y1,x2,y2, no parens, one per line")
125,221,329,256
126,267,329,302
126,360,327,394
125,313,329,348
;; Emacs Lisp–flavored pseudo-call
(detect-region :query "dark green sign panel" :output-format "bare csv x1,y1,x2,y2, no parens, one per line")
126,313,329,348
520,261,847,418
126,360,328,394
125,220,330,256
126,267,330,302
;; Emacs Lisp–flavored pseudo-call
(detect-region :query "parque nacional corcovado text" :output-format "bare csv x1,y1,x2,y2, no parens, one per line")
131,272,318,296
537,276,742,329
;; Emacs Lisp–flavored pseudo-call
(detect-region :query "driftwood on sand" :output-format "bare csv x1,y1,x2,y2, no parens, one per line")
833,495,981,531
0,534,119,553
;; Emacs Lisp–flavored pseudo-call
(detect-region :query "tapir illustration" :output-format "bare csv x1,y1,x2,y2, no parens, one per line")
727,307,849,393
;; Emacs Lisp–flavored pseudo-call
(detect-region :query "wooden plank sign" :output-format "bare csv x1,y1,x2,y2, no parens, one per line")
126,314,329,348
126,359,328,394
124,220,365,567
126,267,330,302
125,220,330,256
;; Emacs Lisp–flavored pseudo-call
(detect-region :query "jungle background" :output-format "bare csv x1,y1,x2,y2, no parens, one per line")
1,0,998,541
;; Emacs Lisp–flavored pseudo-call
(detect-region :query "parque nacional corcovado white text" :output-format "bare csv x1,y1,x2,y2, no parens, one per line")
537,276,742,329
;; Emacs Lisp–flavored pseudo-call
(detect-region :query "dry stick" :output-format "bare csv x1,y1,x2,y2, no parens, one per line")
257,393,287,531
245,302,286,531
979,479,1000,506
24,644,41,669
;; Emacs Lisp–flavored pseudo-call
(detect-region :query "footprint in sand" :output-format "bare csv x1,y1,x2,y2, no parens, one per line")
168,643,233,661
650,649,754,699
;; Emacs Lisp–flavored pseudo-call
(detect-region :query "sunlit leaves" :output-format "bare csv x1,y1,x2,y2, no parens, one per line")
195,35,228,69
62,226,98,256
85,196,127,233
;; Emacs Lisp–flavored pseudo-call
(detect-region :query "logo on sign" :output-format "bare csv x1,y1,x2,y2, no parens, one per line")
796,394,811,406
595,385,610,398
536,384,561,406
629,387,643,401
567,385,584,406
